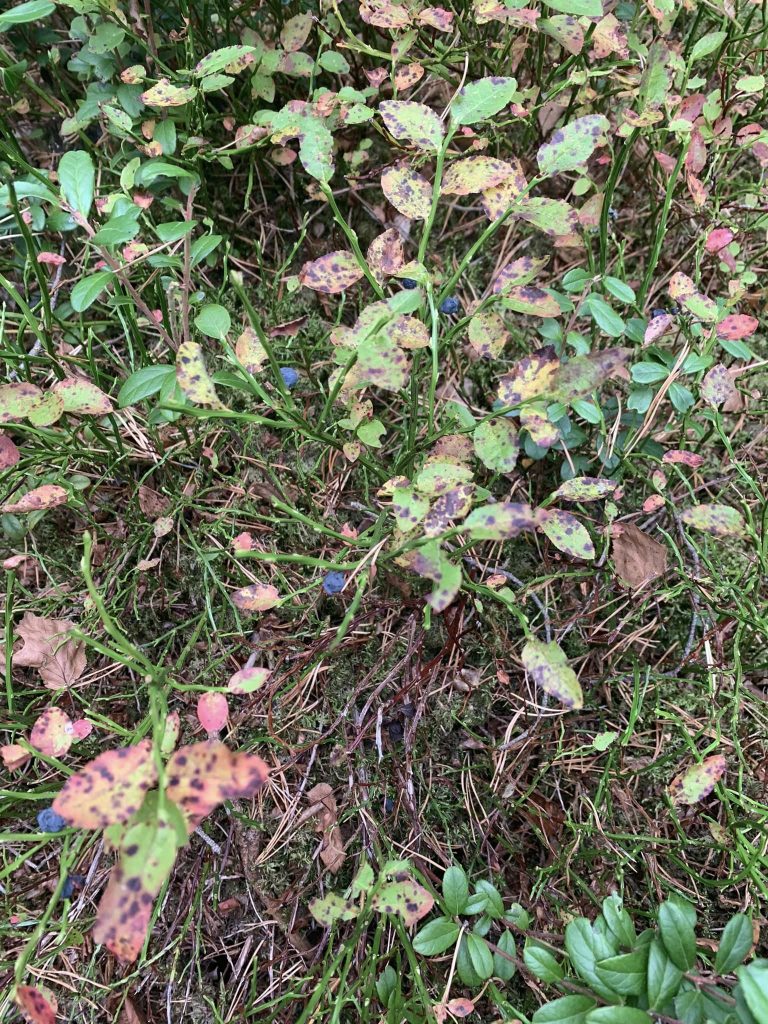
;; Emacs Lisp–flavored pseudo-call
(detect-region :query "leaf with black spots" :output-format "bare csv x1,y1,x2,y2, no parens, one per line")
372,877,434,926
539,15,584,54
30,707,75,757
716,314,758,340
501,286,561,317
680,503,746,538
516,197,579,237
473,418,519,472
176,343,224,408
381,165,433,220
165,741,269,831
668,272,718,322
522,638,583,709
669,754,726,805
309,891,360,926
539,509,595,560
464,502,539,540
0,382,43,423
537,115,609,176
422,484,475,536
51,377,113,415
492,255,549,294
379,100,443,152
551,477,616,501
480,161,528,220
53,740,158,829
15,986,57,1024
497,348,560,407
299,250,364,294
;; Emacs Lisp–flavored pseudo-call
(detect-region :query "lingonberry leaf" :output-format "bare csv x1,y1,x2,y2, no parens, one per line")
381,165,433,219
197,692,229,732
30,706,75,757
93,799,186,962
716,314,758,340
165,740,270,831
51,377,113,415
379,100,443,151
176,342,224,408
232,583,280,612
228,666,271,694
441,157,518,195
679,503,747,538
450,76,518,125
309,891,360,926
464,502,539,540
539,509,596,560
0,382,43,423
551,477,617,501
371,877,435,926
473,417,520,473
53,739,159,829
2,484,68,514
537,115,609,176
15,985,57,1024
669,754,726,805
299,251,364,294
521,637,584,709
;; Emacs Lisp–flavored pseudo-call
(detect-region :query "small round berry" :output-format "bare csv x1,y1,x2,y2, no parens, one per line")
279,367,299,389
608,207,619,221
322,571,346,595
37,807,66,833
651,308,668,319
439,296,460,315
61,873,85,899
401,278,418,290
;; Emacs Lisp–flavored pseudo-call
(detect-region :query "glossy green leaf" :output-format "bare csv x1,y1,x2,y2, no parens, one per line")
71,271,114,312
524,941,564,982
466,932,494,980
194,304,231,340
532,996,596,1023
58,150,95,218
451,76,518,125
647,939,683,1010
412,917,461,955
658,899,697,971
716,915,753,974
442,865,469,916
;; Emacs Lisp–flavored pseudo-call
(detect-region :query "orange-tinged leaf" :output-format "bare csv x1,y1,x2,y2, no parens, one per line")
2,744,31,770
441,157,518,196
299,250,364,294
53,740,159,829
371,876,434,926
165,741,270,831
366,228,404,278
51,377,113,415
15,985,57,1024
228,666,271,694
140,79,197,107
176,342,224,408
381,165,433,219
235,328,268,373
30,707,75,758
3,484,68,514
669,754,726,805
232,583,280,612
197,691,229,732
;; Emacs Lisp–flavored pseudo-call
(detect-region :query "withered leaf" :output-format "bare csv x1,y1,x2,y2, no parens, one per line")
611,522,668,589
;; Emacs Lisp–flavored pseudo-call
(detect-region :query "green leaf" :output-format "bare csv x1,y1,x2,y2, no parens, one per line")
537,115,609,176
565,919,620,1002
190,234,223,266
474,880,505,918
194,304,231,340
466,933,494,980
542,0,603,14
539,509,595,561
647,939,683,1010
473,417,519,473
309,891,359,926
457,934,483,987
602,894,637,948
532,995,597,1023
318,50,350,73
118,365,175,407
586,1009,652,1024
442,865,469,916
494,931,517,981
586,296,625,337
71,270,114,312
631,361,669,384
716,915,754,974
58,150,95,218
595,949,648,996
0,0,54,30
524,941,564,982
690,31,727,62
521,637,583,709
603,276,636,304
92,211,141,246
451,76,518,125
412,917,461,955
658,899,697,971
194,45,259,77
736,962,768,1022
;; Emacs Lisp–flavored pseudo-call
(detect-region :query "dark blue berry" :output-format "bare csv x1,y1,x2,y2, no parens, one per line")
608,207,619,220
37,807,66,833
384,797,395,813
439,296,460,315
401,278,418,289
322,571,346,595
651,308,668,319
61,873,85,899
279,367,299,389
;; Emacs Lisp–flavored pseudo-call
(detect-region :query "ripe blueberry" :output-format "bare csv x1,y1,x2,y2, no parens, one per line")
401,278,418,289
322,571,346,595
279,367,299,389
439,296,460,314
37,807,66,833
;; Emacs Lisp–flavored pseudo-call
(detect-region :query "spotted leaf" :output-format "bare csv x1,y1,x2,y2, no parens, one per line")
51,377,113,415
15,986,57,1024
176,342,224,408
356,336,411,392
280,12,312,51
669,755,726,805
417,6,454,29
480,161,528,220
0,382,43,423
537,115,609,176
473,418,519,473
392,484,431,533
30,707,75,758
232,583,280,612
701,365,737,407
93,800,185,962
235,327,268,373
539,509,595,560
463,502,538,540
372,877,434,926
492,255,549,294
716,314,758,340
501,286,561,317
299,250,364,294
27,391,64,427
422,484,475,536
2,484,67,514
451,76,518,125
52,739,158,829
497,348,560,407
360,0,411,28
680,503,746,538
668,272,718,322
415,459,473,496
521,405,560,448
516,197,579,237
468,310,509,359
197,692,228,732
0,432,20,469
379,100,443,152
441,157,517,196
309,891,360,926
406,541,462,612
521,638,583,709
551,477,617,501
140,79,197,107
367,228,404,279
662,449,703,468
382,165,432,219
228,666,271,694
539,15,584,55
165,740,270,832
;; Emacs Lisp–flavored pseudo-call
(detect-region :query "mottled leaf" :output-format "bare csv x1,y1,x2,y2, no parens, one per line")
0,382,43,423
176,343,224,408
422,484,475,536
716,314,758,340
379,100,443,151
668,272,718,322
442,157,517,196
53,740,158,829
539,15,584,55
299,250,364,294
669,754,726,805
372,877,434,926
0,432,20,468
15,986,56,1024
51,377,113,415
539,509,595,560
502,286,561,317
537,115,609,176
468,309,509,359
407,541,462,612
415,459,473,496
492,255,549,294
680,503,746,538
392,484,431,533
356,336,411,392
480,161,528,220
27,391,64,427
516,197,579,237
165,740,270,831
497,348,560,406
662,449,703,468
417,6,454,29
464,502,538,539
30,707,75,757
228,666,271,694
280,12,312,51
473,417,519,472
552,477,616,501
382,165,432,219
194,45,258,77
309,891,360,926
701,364,737,407
232,583,280,612
367,228,404,278
235,327,268,373
140,79,197,107
521,637,583,709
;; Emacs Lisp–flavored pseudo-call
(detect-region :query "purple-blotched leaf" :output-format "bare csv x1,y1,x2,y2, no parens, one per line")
299,251,365,294
521,638,584,709
680,504,747,538
381,165,433,219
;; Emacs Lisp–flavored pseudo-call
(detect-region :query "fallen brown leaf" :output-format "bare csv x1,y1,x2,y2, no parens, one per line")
13,612,87,689
304,782,346,874
611,522,668,589
138,485,170,517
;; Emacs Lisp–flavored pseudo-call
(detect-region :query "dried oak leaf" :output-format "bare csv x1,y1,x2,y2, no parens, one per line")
13,612,87,690
611,523,668,589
